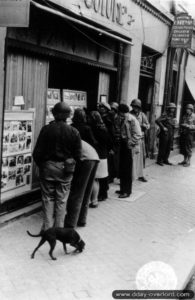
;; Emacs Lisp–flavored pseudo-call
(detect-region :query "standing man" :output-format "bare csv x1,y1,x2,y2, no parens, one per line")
131,99,150,182
179,104,195,167
115,104,141,198
156,103,177,166
33,102,81,231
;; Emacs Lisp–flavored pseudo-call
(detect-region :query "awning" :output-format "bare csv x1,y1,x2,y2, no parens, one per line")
31,1,133,46
185,53,195,101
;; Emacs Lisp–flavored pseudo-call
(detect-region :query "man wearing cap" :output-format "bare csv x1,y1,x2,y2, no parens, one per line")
130,99,150,182
156,103,177,166
33,102,82,231
179,104,195,167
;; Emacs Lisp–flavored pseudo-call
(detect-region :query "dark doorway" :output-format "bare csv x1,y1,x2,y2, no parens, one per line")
49,59,99,110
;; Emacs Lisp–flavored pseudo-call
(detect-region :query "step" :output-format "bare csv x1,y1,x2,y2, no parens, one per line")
0,202,42,227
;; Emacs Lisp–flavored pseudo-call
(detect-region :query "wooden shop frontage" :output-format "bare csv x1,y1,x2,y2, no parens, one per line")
0,0,134,215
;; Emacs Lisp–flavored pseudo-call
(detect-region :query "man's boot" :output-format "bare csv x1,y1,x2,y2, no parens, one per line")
183,157,191,167
178,156,187,165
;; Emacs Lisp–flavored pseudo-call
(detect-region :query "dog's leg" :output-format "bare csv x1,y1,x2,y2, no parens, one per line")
31,238,46,259
48,240,57,260
63,243,69,254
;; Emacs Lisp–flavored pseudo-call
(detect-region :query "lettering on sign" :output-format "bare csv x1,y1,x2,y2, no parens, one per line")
84,0,134,27
171,13,194,48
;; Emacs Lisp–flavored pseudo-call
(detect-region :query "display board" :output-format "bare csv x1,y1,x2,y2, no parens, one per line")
63,89,87,111
46,88,61,124
1,110,35,202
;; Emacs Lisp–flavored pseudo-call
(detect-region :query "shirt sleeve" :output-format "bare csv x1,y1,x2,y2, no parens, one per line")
142,113,150,130
71,129,82,161
129,116,142,146
32,127,46,167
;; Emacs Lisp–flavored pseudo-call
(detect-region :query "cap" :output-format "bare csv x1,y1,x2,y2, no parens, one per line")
110,102,119,111
98,102,111,111
186,104,194,110
167,103,176,109
131,99,142,108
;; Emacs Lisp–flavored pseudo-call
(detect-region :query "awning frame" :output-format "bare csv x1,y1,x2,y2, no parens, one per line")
31,1,133,46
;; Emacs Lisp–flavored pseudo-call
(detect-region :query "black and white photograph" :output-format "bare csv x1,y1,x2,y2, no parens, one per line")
19,131,26,142
26,135,32,150
1,1,195,299
16,174,24,186
17,155,24,166
16,167,24,175
19,121,27,131
10,132,18,143
2,157,8,167
8,156,16,168
24,164,31,174
27,121,32,132
3,132,9,143
24,154,32,164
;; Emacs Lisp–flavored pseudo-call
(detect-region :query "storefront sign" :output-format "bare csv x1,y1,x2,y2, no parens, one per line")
0,0,30,27
171,13,193,48
48,0,134,38
83,0,134,27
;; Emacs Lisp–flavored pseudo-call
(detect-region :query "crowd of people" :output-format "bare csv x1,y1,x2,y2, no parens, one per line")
33,100,195,231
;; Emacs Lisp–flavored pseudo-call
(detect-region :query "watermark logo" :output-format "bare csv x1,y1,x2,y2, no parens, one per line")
136,261,178,290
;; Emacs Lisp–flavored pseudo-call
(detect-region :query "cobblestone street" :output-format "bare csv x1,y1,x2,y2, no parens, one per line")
1,152,195,300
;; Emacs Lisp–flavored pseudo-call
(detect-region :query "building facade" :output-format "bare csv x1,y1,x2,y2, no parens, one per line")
0,0,173,214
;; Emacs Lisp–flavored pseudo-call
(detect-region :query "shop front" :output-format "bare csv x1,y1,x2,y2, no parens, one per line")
0,0,133,214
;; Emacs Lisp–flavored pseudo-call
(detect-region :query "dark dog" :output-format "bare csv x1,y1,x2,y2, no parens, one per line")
27,227,85,260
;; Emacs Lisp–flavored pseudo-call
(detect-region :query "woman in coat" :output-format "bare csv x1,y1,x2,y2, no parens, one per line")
89,111,113,201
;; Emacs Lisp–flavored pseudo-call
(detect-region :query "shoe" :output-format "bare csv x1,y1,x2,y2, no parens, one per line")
183,162,190,167
89,203,98,208
138,177,148,182
178,161,186,165
163,161,172,165
98,197,107,201
118,193,130,198
156,161,164,166
77,222,86,227
115,190,122,194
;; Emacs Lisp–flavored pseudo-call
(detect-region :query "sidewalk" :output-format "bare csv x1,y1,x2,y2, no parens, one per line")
1,152,195,300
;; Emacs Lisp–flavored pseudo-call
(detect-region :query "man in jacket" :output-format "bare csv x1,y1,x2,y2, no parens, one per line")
156,103,177,166
179,104,195,167
115,104,142,198
130,99,150,182
33,102,81,231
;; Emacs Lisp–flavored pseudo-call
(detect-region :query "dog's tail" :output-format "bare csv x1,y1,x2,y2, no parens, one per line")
26,230,43,237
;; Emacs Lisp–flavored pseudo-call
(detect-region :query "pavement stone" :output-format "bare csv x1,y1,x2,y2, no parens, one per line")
0,152,195,299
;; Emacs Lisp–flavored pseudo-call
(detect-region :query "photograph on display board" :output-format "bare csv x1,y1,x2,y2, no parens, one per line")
46,89,61,123
16,174,24,187
2,157,8,167
26,134,32,150
19,121,27,131
63,89,87,107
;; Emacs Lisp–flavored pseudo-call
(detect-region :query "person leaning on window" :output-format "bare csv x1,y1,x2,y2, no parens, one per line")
33,102,82,232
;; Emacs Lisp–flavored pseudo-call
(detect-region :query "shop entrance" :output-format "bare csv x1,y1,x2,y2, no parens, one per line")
49,58,99,110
